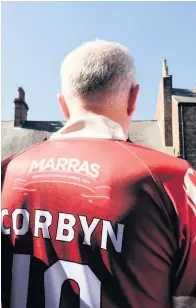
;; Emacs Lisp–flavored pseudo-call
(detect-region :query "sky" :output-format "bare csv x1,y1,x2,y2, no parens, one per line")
1,1,196,121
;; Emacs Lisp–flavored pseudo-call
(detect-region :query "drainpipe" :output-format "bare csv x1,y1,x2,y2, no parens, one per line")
180,104,185,159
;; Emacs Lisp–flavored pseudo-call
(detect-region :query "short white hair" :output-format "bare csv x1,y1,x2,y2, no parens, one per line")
61,40,136,104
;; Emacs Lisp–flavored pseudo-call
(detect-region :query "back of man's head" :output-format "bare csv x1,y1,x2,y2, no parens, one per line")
59,40,139,131
61,40,136,106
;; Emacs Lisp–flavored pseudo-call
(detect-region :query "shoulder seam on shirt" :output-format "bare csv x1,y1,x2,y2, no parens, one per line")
4,140,46,164
1,141,47,184
114,141,167,197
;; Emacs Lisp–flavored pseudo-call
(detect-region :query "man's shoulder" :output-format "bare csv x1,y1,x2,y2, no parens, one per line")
119,141,190,179
1,155,14,170
1,141,47,169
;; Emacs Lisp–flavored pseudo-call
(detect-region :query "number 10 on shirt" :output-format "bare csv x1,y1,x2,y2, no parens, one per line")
11,254,101,308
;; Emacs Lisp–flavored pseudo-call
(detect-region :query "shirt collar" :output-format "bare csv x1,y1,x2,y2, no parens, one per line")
50,115,127,141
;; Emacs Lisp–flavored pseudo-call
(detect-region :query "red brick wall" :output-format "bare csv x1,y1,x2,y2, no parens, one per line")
163,77,173,146
157,75,173,147
14,101,28,127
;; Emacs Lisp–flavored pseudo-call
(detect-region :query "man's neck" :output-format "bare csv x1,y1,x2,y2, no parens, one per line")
68,110,127,134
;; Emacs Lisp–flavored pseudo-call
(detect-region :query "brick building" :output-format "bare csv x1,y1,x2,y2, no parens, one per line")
1,60,196,168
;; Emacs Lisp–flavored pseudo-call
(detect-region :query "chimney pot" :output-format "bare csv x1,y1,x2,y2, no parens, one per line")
162,59,169,77
17,87,25,101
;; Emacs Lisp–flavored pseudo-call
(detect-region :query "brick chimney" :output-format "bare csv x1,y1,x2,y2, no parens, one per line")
14,87,29,127
156,59,173,147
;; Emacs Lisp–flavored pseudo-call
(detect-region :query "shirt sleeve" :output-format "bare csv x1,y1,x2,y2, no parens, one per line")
117,163,196,308
162,162,196,301
1,156,14,189
1,156,15,308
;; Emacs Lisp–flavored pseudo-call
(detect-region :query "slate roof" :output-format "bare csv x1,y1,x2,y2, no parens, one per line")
172,88,196,103
1,120,174,160
128,121,174,155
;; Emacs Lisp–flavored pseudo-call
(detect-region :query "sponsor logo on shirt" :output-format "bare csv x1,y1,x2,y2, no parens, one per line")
28,158,101,179
183,168,196,216
183,168,196,243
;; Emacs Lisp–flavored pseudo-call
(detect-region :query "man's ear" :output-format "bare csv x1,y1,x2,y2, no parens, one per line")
127,84,139,116
57,94,70,119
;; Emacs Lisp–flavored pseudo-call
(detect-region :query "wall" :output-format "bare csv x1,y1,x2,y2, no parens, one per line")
179,103,196,169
